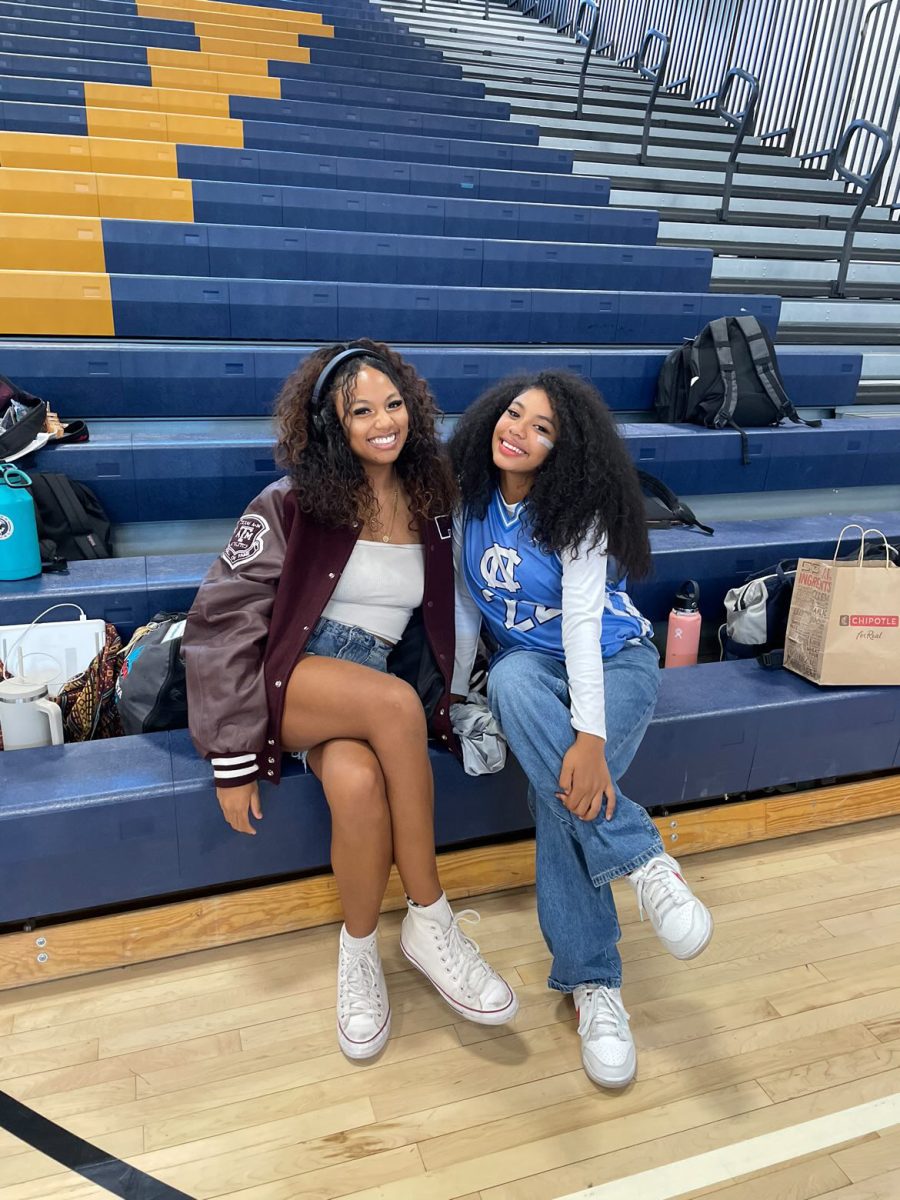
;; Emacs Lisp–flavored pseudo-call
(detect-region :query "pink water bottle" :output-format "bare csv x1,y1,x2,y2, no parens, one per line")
665,580,701,668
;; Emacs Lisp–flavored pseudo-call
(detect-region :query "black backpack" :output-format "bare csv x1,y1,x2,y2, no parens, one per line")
116,612,189,734
638,470,713,536
27,472,113,566
655,316,820,463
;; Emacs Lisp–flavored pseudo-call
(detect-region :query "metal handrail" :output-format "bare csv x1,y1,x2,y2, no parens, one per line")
701,67,761,222
628,28,672,163
573,0,602,119
798,118,893,295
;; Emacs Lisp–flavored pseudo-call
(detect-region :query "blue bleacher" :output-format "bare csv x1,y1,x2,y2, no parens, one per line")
0,72,507,119
9,417,892,526
0,344,861,417
98,220,712,291
0,50,154,84
0,3,195,35
4,657,899,924
285,47,459,74
191,181,628,238
5,512,898,636
101,276,778,342
0,15,203,50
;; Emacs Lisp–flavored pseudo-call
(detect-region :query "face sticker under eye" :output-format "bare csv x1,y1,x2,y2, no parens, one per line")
536,434,555,451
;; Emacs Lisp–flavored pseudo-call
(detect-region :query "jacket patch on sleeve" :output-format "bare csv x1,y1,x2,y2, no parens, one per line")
223,514,270,570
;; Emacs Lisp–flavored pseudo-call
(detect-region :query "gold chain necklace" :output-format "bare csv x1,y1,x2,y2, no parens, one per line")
371,481,400,543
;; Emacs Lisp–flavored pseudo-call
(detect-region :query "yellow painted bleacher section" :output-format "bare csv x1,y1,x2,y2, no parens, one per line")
148,65,282,96
0,0,334,336
86,107,246,148
0,167,195,221
0,215,107,273
0,132,181,177
0,272,114,336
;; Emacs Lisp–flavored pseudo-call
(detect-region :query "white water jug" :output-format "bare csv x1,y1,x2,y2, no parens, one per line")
0,676,65,751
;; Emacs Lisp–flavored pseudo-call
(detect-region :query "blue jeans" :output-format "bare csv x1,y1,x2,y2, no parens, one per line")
487,638,663,992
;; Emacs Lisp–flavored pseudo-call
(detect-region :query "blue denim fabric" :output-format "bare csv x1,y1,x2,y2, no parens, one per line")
293,619,391,769
304,617,392,672
487,637,664,992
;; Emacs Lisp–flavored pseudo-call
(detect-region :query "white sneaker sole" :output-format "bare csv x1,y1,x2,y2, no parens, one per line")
582,1049,637,1090
400,937,519,1025
337,1009,392,1060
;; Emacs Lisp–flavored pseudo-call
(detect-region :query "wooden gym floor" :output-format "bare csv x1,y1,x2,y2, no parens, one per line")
2,815,900,1200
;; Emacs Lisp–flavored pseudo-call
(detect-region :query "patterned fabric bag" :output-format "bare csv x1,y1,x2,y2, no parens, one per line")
56,623,126,742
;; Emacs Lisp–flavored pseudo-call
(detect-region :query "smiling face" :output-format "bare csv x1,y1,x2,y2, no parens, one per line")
492,387,557,491
336,365,409,467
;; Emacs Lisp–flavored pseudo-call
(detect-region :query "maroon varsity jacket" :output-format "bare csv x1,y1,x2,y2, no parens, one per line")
183,477,460,788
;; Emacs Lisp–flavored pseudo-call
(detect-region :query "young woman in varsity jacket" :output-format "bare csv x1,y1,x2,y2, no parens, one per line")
183,341,517,1061
449,371,713,1089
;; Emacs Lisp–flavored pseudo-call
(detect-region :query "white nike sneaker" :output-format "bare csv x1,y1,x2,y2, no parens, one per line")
336,927,391,1060
629,853,714,960
574,985,636,1088
400,896,518,1025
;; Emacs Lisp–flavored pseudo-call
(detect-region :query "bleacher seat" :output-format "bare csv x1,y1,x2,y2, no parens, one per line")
3,657,899,924
5,513,898,636
0,342,863,416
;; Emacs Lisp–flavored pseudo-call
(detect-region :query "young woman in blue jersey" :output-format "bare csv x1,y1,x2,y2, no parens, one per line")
448,371,713,1089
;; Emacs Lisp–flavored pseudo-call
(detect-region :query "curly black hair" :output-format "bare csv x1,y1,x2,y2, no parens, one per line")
448,371,651,580
273,339,456,528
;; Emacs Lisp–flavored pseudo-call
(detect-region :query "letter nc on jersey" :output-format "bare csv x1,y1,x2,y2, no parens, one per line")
463,490,649,661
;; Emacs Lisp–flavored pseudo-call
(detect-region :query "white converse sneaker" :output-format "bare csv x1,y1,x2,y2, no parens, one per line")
400,896,518,1025
336,928,391,1060
629,853,713,960
574,985,636,1088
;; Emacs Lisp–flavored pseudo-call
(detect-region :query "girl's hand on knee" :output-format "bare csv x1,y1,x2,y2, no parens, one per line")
216,782,263,835
557,734,617,822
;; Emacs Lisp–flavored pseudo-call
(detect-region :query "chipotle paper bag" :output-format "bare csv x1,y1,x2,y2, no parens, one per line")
784,525,900,686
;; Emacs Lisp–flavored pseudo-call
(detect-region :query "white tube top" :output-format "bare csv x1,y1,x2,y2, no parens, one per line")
321,540,426,645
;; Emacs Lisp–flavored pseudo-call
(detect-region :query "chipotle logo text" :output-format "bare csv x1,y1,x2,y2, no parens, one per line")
839,615,899,627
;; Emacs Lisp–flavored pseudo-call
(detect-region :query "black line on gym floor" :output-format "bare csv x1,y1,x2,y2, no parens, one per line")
0,1088,195,1199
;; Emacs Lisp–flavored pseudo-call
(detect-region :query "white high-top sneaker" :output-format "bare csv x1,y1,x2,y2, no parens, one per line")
400,894,518,1025
336,927,391,1060
574,985,636,1088
629,853,714,960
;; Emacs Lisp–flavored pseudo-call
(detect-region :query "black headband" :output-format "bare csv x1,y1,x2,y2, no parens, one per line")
309,346,389,431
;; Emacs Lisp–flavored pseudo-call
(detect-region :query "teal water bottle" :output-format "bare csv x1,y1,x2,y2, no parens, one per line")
0,463,42,581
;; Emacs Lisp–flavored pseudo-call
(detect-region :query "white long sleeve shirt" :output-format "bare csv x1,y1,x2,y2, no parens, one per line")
453,494,650,740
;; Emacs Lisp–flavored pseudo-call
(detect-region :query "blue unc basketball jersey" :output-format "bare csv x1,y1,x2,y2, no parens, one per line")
462,489,651,660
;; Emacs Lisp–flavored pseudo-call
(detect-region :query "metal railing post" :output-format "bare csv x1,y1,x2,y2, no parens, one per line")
693,68,760,222
629,28,671,164
573,0,602,119
798,118,893,297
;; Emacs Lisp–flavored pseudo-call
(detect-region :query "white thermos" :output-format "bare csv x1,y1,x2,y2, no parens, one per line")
0,676,65,750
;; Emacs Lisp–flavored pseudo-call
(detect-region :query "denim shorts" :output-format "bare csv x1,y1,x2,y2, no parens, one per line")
304,617,392,673
293,618,391,768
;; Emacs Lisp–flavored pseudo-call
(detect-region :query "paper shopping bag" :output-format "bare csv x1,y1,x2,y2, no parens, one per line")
784,525,900,686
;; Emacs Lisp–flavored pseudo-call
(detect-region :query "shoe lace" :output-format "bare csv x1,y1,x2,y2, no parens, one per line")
632,857,686,924
436,910,496,997
577,988,630,1042
339,946,385,1021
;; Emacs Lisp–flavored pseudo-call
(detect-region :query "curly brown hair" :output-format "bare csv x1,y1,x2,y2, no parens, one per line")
273,339,456,528
449,371,651,580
